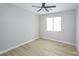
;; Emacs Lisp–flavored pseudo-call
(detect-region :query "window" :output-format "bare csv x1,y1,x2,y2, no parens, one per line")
46,16,61,31
47,18,53,31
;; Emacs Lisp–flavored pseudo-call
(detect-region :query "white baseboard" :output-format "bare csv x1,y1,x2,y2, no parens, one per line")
0,37,39,55
40,36,75,46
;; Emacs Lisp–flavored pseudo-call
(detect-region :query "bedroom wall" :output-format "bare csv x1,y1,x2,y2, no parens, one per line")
76,5,79,53
39,9,76,45
0,4,39,52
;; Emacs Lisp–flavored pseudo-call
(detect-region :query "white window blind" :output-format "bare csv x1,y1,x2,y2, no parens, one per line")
46,18,53,31
46,16,61,31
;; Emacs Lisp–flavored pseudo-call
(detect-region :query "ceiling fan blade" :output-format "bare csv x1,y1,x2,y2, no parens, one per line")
37,8,42,12
45,8,49,12
32,6,41,8
45,6,56,8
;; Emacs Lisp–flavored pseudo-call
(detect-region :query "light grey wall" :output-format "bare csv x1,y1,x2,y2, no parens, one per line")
0,4,39,52
76,6,79,53
39,9,76,45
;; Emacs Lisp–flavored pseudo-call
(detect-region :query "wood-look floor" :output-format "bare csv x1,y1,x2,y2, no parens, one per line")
0,38,77,56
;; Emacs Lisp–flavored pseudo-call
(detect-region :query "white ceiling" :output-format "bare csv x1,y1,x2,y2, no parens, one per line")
14,3,79,15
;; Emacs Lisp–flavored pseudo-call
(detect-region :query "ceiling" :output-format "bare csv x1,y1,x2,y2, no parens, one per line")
14,3,79,15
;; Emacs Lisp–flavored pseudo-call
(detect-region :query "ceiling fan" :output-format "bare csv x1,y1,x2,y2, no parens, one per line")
32,3,56,12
